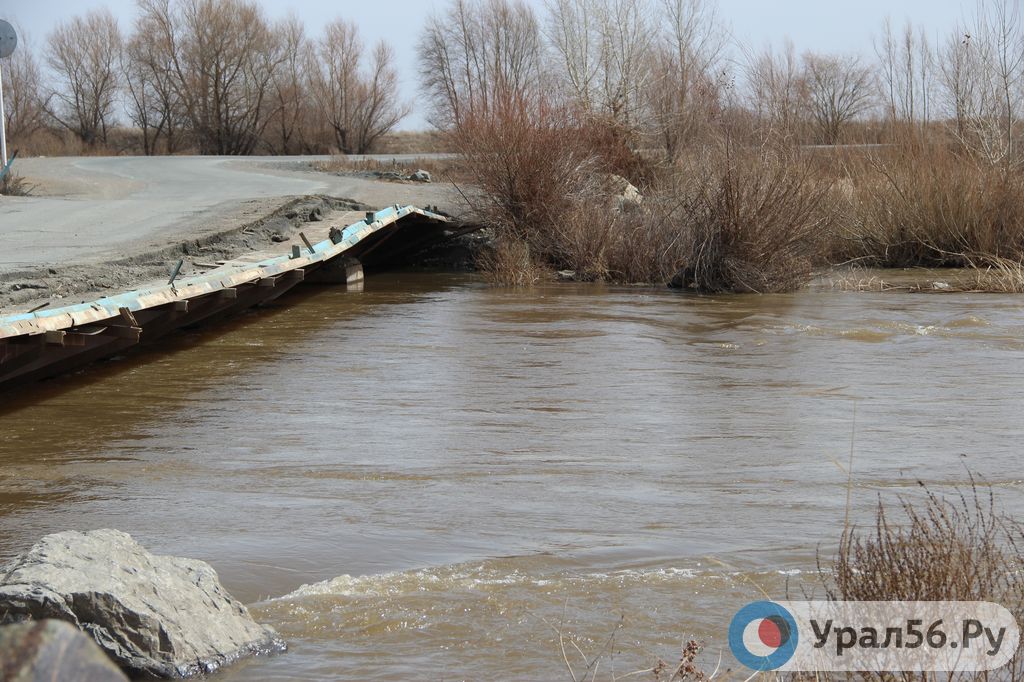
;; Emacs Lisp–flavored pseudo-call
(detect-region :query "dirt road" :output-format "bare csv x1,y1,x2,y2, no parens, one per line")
0,156,458,311
0,156,456,275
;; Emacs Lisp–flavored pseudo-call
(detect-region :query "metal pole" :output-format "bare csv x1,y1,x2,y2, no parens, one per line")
0,62,7,168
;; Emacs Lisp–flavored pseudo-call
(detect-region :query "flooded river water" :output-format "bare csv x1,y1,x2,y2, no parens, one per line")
1,272,1023,680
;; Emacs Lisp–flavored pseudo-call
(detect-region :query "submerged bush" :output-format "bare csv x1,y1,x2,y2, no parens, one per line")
455,97,832,292
665,146,833,293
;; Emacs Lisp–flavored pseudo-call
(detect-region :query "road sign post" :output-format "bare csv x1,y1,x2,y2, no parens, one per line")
0,63,7,168
0,20,18,170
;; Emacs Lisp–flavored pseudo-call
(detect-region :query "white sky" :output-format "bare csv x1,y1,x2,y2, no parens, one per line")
4,0,969,130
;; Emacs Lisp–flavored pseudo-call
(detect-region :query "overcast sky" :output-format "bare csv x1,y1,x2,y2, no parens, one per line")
5,0,968,130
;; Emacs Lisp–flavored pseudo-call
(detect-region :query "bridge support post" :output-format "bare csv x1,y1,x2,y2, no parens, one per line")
305,256,364,290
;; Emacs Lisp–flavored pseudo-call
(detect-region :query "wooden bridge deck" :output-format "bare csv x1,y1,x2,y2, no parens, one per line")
0,205,450,389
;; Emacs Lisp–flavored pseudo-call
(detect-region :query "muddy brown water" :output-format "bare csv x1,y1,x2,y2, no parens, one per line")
1,272,1023,680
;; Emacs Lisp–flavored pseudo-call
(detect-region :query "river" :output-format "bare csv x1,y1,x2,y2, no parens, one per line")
1,272,1022,680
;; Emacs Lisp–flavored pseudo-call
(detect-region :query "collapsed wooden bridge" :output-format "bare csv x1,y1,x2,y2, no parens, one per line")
0,205,452,390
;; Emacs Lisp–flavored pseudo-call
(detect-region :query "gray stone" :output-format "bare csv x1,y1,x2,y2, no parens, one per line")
604,173,643,212
409,169,432,183
0,529,285,679
0,619,128,682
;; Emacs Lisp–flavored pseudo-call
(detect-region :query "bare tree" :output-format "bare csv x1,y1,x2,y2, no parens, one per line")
350,42,410,153
136,0,286,155
1,29,49,146
875,17,935,130
308,19,408,154
123,20,186,155
941,0,1024,164
418,0,544,126
45,8,123,146
745,39,806,144
265,14,311,154
545,0,600,110
802,52,875,144
648,0,727,158
308,19,361,152
545,0,653,126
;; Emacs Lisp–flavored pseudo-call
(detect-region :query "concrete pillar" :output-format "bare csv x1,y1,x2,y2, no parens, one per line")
305,256,363,289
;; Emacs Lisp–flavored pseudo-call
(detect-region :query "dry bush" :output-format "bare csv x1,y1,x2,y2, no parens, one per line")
839,144,1024,267
453,95,675,285
666,145,833,293
0,173,34,197
821,480,1024,680
455,94,830,291
451,95,604,253
476,236,550,286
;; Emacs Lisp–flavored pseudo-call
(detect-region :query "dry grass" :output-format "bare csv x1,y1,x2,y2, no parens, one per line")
373,131,449,154
311,155,471,185
0,173,33,197
836,144,1024,268
476,237,550,286
820,478,1024,680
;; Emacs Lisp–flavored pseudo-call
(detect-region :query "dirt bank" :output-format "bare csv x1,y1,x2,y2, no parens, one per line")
0,156,468,314
0,196,362,313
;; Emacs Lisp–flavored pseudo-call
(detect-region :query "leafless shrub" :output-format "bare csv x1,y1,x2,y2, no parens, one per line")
840,143,1024,267
451,95,602,250
821,478,1024,680
667,144,833,293
476,236,551,285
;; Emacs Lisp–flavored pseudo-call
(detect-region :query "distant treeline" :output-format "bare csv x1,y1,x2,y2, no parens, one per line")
4,0,409,156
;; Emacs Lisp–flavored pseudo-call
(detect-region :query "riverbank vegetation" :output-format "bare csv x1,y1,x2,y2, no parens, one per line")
817,478,1024,680
417,0,1024,292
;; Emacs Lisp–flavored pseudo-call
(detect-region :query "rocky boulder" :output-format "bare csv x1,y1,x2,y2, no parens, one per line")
604,173,643,212
0,619,128,682
0,529,285,678
409,169,432,183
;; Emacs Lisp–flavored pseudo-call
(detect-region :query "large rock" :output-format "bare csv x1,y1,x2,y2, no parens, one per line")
604,173,643,212
0,529,285,678
0,619,128,682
